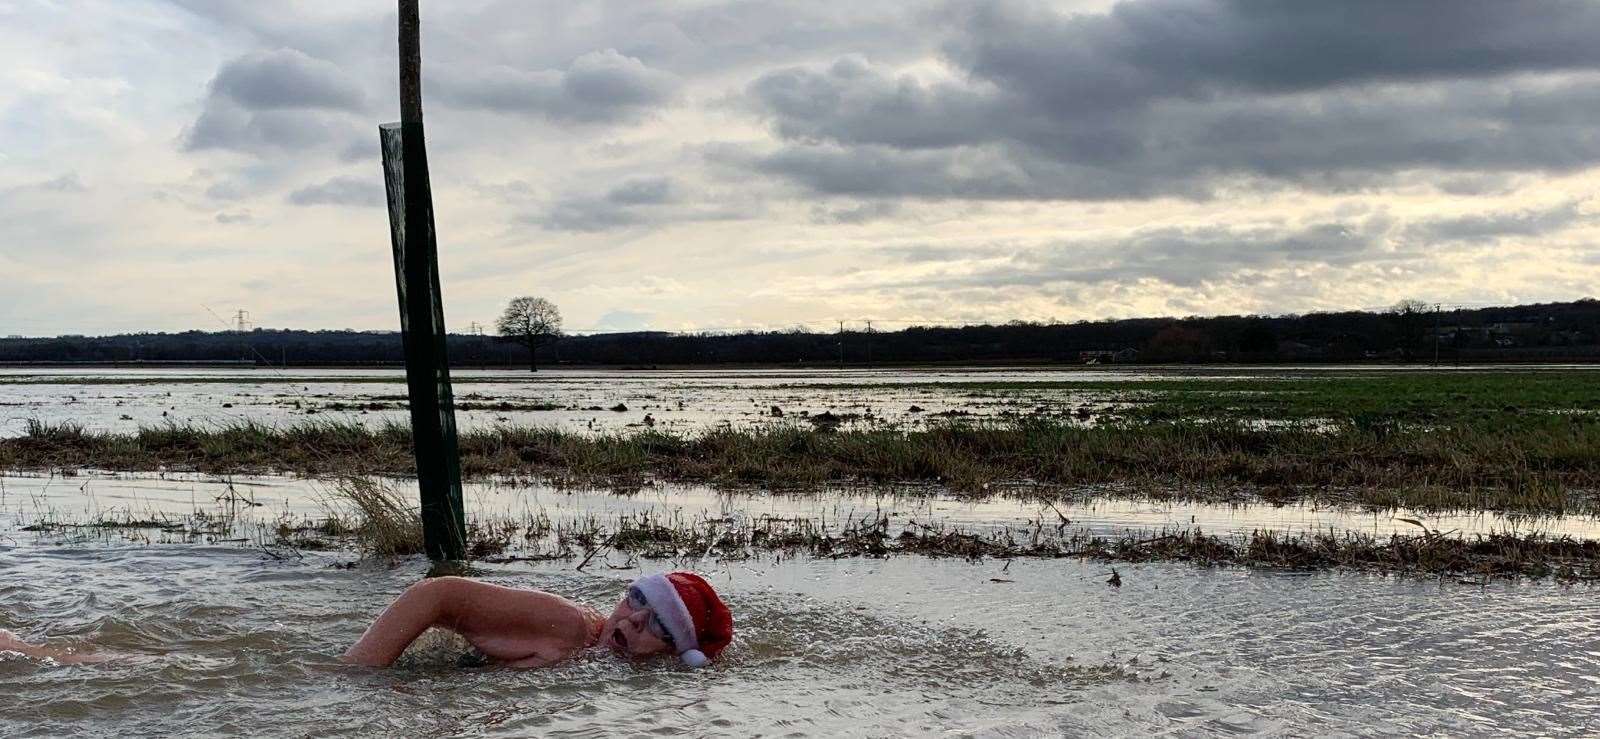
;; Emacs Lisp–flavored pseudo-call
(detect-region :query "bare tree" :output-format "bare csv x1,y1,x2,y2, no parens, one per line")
496,297,563,371
1390,298,1432,316
1388,298,1434,359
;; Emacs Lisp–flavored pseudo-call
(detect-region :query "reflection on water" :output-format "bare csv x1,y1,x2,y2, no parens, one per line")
3,544,1599,736
10,364,1593,439
1,365,1135,439
6,472,1600,546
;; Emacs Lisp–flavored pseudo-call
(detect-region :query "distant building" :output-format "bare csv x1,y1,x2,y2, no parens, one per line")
1079,349,1139,364
1488,321,1539,336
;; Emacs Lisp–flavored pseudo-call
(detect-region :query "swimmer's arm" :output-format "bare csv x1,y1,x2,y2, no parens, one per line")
0,629,109,665
341,577,578,667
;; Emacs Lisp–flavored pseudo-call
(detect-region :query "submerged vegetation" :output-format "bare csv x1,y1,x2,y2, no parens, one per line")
3,371,1596,526
24,479,1597,581
4,409,1598,514
804,370,1600,422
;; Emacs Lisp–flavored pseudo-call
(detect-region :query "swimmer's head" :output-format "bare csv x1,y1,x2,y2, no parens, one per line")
600,572,732,667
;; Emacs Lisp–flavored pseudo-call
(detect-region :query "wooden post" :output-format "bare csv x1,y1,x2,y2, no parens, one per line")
380,0,466,562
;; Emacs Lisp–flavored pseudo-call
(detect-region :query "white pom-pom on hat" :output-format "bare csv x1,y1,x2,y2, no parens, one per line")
680,649,709,668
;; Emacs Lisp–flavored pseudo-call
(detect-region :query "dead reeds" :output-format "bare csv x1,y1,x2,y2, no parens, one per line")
4,417,1597,513
283,481,1600,581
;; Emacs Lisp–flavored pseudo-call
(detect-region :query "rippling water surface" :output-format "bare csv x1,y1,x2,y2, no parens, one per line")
4,543,1600,737
5,472,1600,736
8,366,1600,735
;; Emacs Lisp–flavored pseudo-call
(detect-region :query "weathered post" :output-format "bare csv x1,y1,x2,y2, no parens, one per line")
380,0,466,561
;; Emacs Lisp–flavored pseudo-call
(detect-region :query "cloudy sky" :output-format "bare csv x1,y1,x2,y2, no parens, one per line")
3,0,1598,337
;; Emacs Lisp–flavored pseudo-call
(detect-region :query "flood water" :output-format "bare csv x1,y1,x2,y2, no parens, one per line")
6,364,1591,438
8,471,1600,544
5,539,1600,736
5,472,1600,736
6,366,1600,735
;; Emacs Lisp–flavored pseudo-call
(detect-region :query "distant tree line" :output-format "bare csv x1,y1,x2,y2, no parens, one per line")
4,298,1598,367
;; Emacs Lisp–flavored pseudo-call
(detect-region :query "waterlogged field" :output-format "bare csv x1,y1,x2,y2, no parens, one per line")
0,365,1154,437
5,364,1599,513
4,365,1600,735
4,472,1600,735
6,364,1594,438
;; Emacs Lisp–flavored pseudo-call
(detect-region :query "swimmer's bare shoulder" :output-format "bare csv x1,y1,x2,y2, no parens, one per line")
342,576,603,668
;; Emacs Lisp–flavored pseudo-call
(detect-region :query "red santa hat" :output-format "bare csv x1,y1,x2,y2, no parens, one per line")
630,571,733,667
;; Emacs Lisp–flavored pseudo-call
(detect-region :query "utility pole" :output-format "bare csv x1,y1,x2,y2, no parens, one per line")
232,309,251,362
1433,303,1441,367
864,320,873,365
381,0,466,562
838,320,845,368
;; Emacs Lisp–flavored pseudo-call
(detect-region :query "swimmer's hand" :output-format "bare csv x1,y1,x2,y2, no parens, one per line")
342,577,589,668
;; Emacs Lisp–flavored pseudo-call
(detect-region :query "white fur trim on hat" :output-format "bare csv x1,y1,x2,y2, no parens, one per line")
631,574,702,665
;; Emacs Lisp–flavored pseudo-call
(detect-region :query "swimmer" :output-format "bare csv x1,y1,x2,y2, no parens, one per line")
1,571,732,669
342,571,733,668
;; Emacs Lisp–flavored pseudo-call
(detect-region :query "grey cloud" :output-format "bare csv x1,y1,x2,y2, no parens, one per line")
38,173,86,192
205,180,248,201
1432,175,1521,197
184,49,369,155
287,175,384,207
740,0,1600,200
886,218,1397,292
185,104,367,154
536,197,651,233
434,50,680,124
809,199,900,224
338,138,377,163
740,142,1189,201
1032,222,1383,288
2,173,88,196
215,211,253,224
164,1,390,72
1404,201,1588,243
169,0,932,78
745,56,998,151
209,49,366,112
881,200,1579,293
528,177,757,232
883,242,1007,263
946,0,1600,110
606,177,676,205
